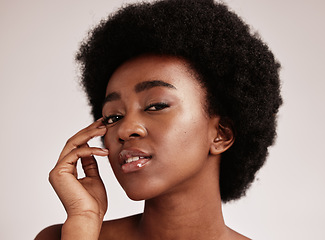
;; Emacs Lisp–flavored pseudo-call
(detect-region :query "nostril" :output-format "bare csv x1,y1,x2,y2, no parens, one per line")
130,133,140,137
119,133,141,143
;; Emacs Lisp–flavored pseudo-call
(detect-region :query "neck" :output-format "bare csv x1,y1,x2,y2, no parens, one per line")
138,156,229,240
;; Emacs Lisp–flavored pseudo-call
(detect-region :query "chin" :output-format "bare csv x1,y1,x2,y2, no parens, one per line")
122,183,166,201
124,188,156,201
127,194,146,201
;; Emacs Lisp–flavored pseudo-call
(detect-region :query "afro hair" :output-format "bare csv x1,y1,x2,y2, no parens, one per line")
76,0,282,202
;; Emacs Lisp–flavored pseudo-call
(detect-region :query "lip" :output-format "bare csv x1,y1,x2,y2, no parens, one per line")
118,148,152,173
119,148,152,165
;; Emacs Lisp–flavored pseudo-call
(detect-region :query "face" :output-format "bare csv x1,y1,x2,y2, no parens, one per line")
102,55,218,200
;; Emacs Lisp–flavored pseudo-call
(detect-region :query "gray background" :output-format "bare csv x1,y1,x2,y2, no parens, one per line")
1,0,324,239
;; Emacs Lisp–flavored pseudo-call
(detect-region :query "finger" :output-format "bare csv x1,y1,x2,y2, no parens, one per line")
80,143,107,178
60,118,106,158
59,118,107,161
81,155,100,178
55,147,109,175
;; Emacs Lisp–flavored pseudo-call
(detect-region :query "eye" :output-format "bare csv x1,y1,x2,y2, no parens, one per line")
145,102,169,111
102,115,124,125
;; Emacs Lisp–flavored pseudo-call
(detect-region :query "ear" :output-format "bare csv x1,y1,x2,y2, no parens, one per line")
209,117,235,155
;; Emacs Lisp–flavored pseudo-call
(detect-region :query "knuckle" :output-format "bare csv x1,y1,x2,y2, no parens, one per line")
71,148,86,159
71,147,82,155
49,165,72,184
65,136,75,147
48,169,57,183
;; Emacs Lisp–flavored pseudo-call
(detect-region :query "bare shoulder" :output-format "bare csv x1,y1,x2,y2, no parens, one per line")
34,224,62,240
99,213,142,240
34,214,142,240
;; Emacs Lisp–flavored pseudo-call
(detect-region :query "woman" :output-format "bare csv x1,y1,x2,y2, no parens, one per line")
36,0,282,239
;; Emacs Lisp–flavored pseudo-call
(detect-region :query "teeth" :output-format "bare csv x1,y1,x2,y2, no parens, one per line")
125,156,142,163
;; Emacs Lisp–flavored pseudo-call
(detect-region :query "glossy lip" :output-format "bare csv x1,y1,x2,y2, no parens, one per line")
119,148,152,166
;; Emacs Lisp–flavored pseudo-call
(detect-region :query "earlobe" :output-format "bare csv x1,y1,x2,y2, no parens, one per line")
209,119,235,155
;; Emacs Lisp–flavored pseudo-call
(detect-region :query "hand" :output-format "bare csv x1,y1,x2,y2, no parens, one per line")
49,119,109,230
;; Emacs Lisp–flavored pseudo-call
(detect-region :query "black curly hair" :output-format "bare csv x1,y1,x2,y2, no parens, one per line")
76,0,282,202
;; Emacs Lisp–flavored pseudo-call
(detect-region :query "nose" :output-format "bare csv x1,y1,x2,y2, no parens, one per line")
117,114,147,143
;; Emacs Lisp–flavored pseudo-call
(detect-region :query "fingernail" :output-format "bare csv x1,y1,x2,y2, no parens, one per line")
96,117,103,122
101,148,109,152
98,125,106,129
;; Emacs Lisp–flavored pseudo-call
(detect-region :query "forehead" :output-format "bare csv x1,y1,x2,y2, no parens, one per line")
105,55,203,94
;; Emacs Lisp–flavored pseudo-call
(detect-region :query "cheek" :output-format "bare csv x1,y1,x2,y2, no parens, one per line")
103,128,119,160
151,114,211,190
153,110,210,155
103,130,111,149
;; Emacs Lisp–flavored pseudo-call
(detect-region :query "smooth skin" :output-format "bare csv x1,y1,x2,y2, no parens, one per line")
36,55,250,240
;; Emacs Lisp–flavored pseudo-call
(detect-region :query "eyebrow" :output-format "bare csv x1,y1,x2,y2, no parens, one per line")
102,80,176,106
134,80,176,93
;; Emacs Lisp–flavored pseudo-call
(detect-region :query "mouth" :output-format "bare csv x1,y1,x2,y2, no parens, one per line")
119,149,152,173
124,156,151,164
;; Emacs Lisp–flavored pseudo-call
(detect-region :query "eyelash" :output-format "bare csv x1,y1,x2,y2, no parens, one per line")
102,115,123,125
144,102,169,111
103,102,169,125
